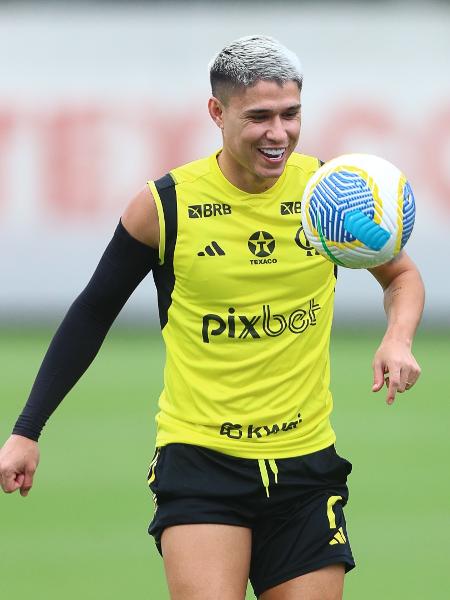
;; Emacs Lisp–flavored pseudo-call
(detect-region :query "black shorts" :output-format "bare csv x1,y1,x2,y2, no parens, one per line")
147,443,355,597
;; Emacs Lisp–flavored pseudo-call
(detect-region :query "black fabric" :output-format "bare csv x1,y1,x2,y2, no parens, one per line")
12,220,159,441
147,443,355,597
151,174,177,329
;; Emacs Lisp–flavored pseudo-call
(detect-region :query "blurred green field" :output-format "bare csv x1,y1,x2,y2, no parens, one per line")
0,327,448,599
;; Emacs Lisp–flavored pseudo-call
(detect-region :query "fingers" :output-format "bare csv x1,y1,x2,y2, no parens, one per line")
405,362,421,390
0,469,23,494
20,469,35,497
386,367,401,405
397,368,410,394
381,365,421,405
372,359,386,392
0,467,35,496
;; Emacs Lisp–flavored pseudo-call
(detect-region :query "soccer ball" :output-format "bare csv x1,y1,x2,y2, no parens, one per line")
301,153,416,268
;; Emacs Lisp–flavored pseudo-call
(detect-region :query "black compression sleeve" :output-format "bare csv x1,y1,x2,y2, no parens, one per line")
12,220,159,441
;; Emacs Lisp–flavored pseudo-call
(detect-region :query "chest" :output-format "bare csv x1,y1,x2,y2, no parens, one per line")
173,195,330,308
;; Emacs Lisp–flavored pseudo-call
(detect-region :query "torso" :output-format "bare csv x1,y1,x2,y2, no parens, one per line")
148,150,337,459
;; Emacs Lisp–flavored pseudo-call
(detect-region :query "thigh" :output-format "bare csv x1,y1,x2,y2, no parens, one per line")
147,444,257,553
259,564,345,600
162,523,251,600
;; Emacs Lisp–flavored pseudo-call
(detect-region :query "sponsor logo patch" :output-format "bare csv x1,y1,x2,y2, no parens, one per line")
295,226,320,257
188,203,232,218
248,231,275,257
280,201,302,215
201,300,320,343
219,413,303,440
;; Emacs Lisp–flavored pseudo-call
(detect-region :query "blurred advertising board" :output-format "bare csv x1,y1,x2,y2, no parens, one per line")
0,4,448,325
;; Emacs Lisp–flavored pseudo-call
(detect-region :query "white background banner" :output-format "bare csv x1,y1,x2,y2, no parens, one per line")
0,3,449,325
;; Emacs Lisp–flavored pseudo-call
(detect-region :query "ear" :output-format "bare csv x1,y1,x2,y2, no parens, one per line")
208,96,224,130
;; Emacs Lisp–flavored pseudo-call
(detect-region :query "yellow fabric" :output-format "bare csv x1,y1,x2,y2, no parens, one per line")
326,495,343,528
152,150,337,459
258,459,270,498
147,448,160,485
257,458,279,497
148,180,165,265
268,458,278,484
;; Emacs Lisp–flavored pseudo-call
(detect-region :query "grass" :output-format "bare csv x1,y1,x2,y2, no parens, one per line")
0,327,448,599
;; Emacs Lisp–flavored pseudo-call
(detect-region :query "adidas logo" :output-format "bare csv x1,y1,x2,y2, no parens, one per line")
197,241,225,257
329,527,347,545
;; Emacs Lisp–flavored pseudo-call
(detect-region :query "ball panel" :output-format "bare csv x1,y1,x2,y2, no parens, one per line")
401,180,416,248
308,169,375,243
343,210,391,251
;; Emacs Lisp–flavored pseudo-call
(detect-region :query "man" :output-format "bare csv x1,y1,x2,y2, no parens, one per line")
0,35,424,599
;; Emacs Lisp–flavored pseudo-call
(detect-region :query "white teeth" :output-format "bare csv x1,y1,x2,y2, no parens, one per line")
260,148,285,157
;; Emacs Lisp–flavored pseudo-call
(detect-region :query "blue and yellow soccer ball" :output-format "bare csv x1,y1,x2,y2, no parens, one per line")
301,154,416,269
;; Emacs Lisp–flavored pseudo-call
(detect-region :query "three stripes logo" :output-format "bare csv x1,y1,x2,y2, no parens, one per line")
329,527,347,545
198,241,225,257
327,495,347,546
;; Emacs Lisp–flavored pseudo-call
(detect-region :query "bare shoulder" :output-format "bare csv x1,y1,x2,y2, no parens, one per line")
121,185,159,250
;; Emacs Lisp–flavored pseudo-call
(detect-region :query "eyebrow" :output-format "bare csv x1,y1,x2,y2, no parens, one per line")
243,103,301,117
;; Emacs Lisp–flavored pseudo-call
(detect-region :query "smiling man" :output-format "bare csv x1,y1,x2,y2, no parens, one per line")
0,35,424,600
209,77,302,192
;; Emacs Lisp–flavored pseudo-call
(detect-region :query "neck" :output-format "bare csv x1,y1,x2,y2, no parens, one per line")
217,149,279,194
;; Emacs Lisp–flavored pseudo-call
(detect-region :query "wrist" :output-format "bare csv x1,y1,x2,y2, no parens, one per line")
381,327,413,347
10,433,39,445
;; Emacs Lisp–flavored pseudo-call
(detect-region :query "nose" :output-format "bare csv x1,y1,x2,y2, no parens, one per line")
266,116,288,144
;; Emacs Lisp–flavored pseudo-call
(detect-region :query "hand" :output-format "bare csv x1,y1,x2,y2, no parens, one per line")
0,434,40,497
372,338,421,405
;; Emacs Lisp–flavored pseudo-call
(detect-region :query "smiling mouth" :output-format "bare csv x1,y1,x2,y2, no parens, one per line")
258,148,286,162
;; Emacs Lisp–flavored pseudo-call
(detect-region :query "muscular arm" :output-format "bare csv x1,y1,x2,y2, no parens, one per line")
0,186,159,495
368,251,425,404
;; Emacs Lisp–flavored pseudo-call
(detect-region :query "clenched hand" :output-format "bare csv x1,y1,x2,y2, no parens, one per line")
0,434,40,497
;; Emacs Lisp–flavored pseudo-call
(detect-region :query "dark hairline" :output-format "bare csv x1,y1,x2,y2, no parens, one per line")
210,76,303,106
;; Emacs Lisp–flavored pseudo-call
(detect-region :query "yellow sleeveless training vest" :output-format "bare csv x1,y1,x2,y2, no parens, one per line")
148,150,337,459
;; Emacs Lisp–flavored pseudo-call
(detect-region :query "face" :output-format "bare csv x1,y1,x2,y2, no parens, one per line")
208,79,301,193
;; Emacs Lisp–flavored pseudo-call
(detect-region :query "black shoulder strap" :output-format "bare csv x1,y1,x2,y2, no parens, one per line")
152,173,177,329
154,173,177,266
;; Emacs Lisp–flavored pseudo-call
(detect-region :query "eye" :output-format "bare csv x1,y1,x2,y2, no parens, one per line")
250,114,268,122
